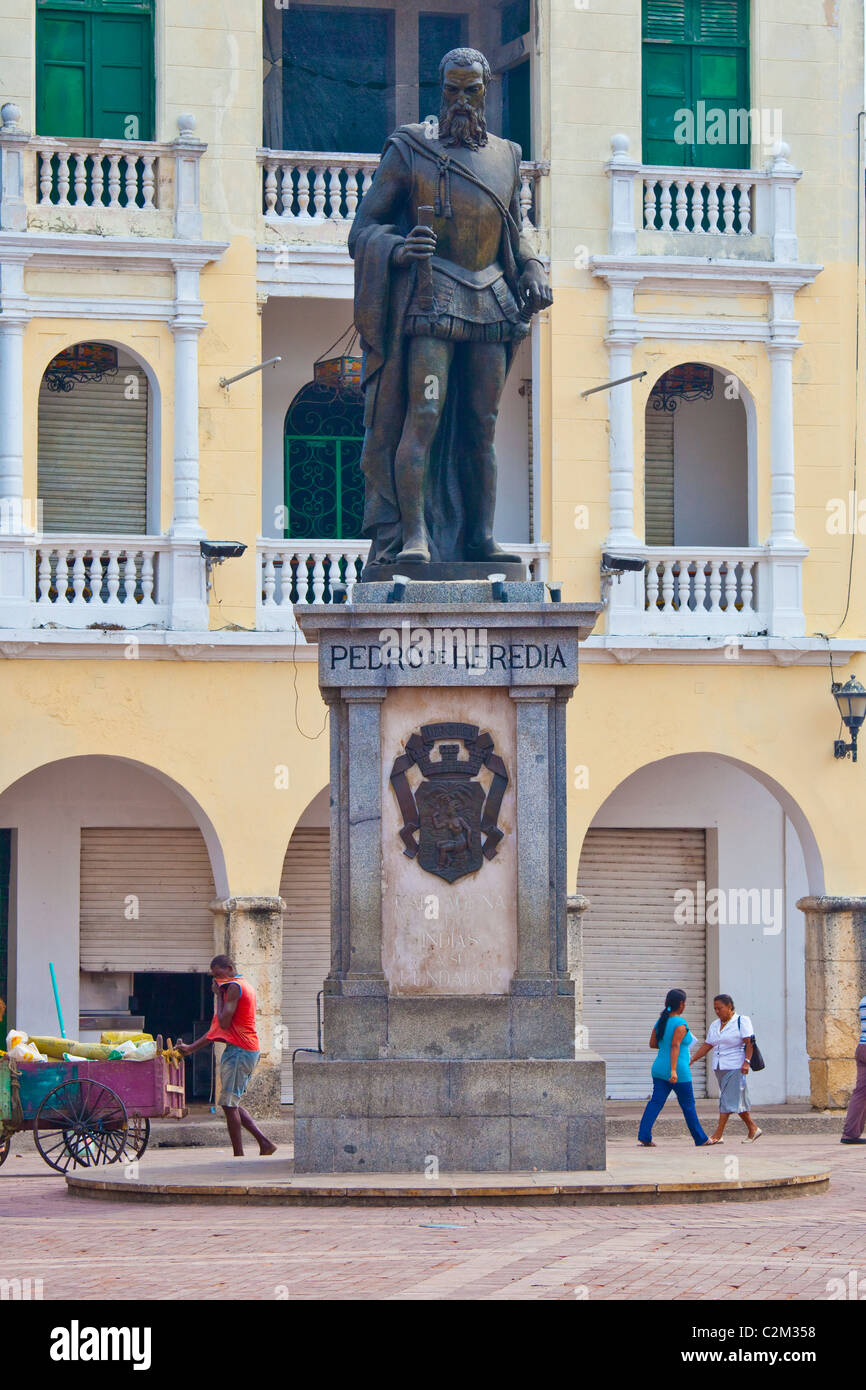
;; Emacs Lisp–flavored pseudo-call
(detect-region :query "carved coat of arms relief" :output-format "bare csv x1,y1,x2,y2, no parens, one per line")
389,722,509,885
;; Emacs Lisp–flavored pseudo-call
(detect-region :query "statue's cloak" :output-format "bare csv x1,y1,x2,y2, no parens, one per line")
348,126,530,567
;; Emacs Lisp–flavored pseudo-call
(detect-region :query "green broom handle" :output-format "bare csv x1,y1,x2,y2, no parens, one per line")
48,962,66,1039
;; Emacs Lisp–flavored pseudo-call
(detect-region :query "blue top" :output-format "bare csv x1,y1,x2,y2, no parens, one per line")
652,1013,695,1083
859,996,866,1045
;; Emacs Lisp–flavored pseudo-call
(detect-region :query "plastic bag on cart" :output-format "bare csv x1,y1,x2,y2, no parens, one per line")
6,1030,47,1063
108,1039,157,1061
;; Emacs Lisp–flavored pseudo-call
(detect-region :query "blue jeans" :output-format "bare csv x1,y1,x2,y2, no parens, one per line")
638,1078,709,1146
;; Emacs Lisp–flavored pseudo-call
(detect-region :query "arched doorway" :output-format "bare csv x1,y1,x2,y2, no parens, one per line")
577,754,822,1105
38,342,153,534
283,380,364,541
644,363,751,547
0,756,227,1101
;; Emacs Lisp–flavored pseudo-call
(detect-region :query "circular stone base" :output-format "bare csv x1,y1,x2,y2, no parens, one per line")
66,1151,830,1206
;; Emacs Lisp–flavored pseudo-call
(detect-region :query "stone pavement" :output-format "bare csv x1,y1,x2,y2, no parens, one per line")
1,1134,865,1299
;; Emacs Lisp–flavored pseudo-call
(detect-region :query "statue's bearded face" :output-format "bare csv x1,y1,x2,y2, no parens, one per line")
439,62,488,149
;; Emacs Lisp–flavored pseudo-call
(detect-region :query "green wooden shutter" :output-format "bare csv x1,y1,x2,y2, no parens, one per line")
37,2,154,141
37,13,90,138
92,11,153,140
642,0,749,169
644,0,687,41
643,45,690,166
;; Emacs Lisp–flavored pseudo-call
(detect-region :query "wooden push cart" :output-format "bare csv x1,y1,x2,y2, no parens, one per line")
0,1047,186,1173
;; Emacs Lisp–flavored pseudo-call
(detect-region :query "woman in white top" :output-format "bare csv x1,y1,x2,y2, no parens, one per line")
690,994,762,1143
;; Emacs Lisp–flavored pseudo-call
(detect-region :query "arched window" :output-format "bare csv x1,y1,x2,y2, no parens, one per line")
283,381,365,540
38,341,150,534
644,363,749,548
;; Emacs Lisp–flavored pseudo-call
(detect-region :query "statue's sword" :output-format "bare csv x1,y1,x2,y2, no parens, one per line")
417,204,435,312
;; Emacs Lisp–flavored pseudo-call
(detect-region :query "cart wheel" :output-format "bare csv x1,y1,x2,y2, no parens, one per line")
34,1079,128,1174
0,1135,10,1168
123,1114,150,1161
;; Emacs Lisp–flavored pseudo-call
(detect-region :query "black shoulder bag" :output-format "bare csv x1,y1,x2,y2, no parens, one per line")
739,1015,765,1072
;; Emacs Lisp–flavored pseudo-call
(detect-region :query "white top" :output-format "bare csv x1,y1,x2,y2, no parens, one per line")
706,1014,753,1070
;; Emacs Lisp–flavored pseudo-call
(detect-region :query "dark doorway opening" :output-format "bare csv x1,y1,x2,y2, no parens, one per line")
130,972,212,1102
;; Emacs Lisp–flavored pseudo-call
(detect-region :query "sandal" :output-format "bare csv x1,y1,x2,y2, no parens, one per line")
743,1127,763,1143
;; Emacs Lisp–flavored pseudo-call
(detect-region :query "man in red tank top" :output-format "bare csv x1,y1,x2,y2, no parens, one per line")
179,955,277,1157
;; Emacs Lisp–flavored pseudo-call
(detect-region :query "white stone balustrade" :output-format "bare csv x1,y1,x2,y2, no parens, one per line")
0,107,205,236
642,171,755,237
258,149,549,232
605,545,806,638
0,534,188,629
257,539,551,630
606,135,801,261
35,142,159,211
35,537,168,629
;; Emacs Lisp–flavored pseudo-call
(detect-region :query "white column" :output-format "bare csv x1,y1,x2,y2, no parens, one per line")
767,341,798,546
167,259,208,629
604,275,642,548
170,322,204,537
0,317,26,528
764,287,807,636
0,299,35,625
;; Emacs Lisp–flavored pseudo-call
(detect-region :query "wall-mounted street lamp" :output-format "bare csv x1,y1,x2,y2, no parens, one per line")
832,675,866,762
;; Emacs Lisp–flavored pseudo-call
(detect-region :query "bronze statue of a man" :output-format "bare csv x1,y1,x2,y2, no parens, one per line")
349,47,553,574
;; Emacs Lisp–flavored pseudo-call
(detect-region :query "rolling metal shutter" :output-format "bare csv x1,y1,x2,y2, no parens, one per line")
280,828,331,1103
644,408,674,546
80,828,215,972
578,828,707,1100
38,368,148,534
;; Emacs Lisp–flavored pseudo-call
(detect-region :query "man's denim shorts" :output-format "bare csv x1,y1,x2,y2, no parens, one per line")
218,1044,260,1107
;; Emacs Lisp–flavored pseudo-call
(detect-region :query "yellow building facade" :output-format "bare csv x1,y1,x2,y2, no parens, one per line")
0,0,863,1112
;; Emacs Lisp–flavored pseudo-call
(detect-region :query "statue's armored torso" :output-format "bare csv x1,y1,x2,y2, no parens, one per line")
399,128,520,270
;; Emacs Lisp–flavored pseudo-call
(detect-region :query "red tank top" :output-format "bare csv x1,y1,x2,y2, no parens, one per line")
206,976,259,1051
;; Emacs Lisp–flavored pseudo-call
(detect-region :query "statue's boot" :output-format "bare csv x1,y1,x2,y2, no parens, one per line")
461,451,524,564
464,535,524,565
396,522,431,566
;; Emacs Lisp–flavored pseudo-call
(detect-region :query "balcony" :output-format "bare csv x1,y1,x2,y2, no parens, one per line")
604,544,806,640
257,148,550,278
0,106,205,239
256,539,550,632
0,531,208,632
604,135,801,264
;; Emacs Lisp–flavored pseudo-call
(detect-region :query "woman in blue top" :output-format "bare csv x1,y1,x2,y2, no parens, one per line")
637,987,718,1147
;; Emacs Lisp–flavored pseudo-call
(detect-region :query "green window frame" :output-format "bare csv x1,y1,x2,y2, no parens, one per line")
36,0,155,142
642,0,749,169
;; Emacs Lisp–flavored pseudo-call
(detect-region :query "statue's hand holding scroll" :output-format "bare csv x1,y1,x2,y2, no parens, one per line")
518,262,553,319
393,225,438,267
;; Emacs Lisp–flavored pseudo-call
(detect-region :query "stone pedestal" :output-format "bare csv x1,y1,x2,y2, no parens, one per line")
211,896,284,1117
293,581,605,1172
799,896,866,1109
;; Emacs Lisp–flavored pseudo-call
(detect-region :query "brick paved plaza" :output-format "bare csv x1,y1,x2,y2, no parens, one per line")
2,1135,865,1301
